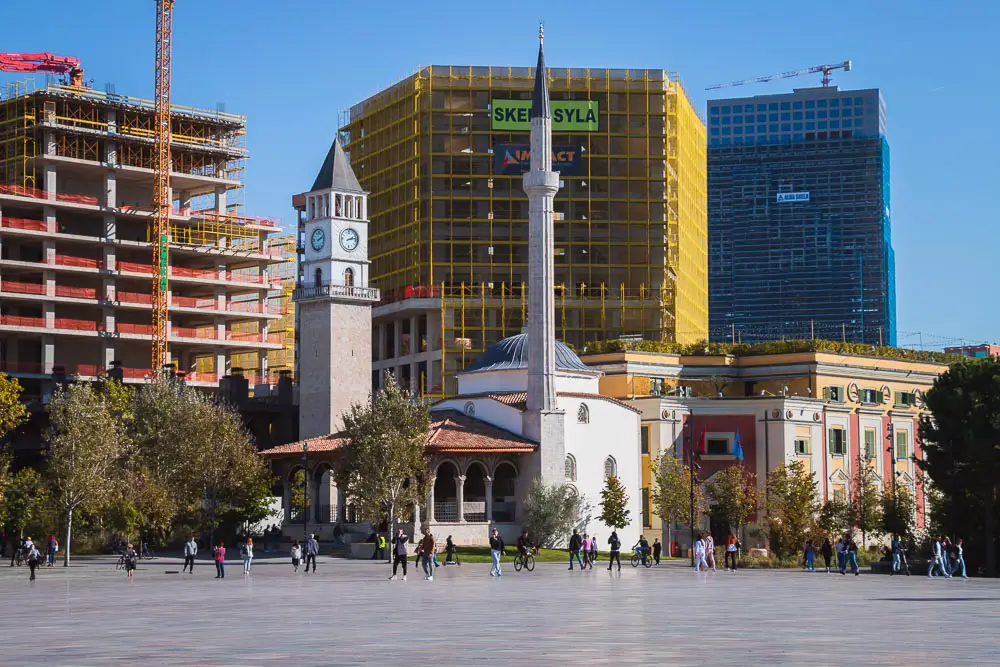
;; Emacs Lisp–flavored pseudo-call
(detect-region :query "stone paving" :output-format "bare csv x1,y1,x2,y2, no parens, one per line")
2,554,999,665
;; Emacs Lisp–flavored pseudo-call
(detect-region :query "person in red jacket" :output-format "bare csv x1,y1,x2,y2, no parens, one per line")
213,542,226,579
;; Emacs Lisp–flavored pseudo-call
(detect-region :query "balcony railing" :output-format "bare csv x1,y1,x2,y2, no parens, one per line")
293,283,380,302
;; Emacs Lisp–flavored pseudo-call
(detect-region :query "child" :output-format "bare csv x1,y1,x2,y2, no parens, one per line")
124,543,138,579
291,540,302,573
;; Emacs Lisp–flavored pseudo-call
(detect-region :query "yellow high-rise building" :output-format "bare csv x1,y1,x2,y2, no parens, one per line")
340,65,706,396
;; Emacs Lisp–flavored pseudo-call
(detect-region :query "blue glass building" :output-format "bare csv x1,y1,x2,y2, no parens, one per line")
707,87,896,345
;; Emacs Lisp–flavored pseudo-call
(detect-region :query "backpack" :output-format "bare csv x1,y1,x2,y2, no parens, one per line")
610,535,621,551
240,544,248,558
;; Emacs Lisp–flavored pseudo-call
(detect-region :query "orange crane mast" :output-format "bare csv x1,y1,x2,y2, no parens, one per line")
152,0,174,372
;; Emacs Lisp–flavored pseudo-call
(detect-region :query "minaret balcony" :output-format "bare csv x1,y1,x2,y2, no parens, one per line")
293,282,380,303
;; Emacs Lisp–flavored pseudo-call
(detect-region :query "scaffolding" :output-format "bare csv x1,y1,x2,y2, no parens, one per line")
0,80,37,191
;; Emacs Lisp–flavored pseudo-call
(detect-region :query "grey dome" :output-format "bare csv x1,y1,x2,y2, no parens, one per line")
462,333,593,374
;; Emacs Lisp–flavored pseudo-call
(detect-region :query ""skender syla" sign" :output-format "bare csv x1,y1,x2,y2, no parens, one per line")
491,99,599,131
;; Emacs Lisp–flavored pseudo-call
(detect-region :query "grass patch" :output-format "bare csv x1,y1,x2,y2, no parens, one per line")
447,546,578,564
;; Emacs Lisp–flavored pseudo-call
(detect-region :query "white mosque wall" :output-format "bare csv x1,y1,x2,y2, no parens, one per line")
563,397,643,549
457,370,527,395
552,373,601,394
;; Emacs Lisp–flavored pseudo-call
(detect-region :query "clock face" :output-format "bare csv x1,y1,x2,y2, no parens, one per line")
340,228,360,251
310,228,325,251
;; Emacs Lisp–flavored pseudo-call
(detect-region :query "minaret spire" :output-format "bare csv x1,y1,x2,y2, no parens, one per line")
524,26,560,414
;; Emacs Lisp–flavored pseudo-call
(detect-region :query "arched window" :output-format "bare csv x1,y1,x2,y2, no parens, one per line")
564,454,577,482
604,456,617,479
314,268,323,287
576,403,589,424
343,267,354,287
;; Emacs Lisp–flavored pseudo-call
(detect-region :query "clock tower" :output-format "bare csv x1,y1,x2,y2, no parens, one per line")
294,137,379,439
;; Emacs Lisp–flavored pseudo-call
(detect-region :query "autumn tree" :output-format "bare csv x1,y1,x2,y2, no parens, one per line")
337,373,429,557
3,467,47,539
818,498,851,537
706,464,759,535
849,461,884,547
919,358,1000,576
764,460,820,559
650,454,704,546
880,484,916,543
46,384,127,566
522,477,589,548
598,475,631,531
0,372,28,437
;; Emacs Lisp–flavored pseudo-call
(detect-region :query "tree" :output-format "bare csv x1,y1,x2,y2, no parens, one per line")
919,358,1000,576
3,467,47,539
337,373,429,560
0,372,28,437
705,464,759,535
764,461,820,559
46,384,127,566
521,477,588,547
849,461,884,547
598,475,631,530
650,454,704,546
881,484,916,543
289,469,309,519
818,498,851,536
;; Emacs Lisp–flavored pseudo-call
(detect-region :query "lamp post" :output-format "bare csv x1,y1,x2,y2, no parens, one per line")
301,442,309,543
687,420,697,567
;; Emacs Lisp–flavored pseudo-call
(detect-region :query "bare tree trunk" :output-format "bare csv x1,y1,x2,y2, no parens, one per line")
388,501,395,573
985,487,996,578
63,507,73,567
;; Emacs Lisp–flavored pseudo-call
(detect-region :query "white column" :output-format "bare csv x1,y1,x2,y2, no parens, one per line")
427,476,436,525
455,475,466,523
42,335,55,374
485,475,494,523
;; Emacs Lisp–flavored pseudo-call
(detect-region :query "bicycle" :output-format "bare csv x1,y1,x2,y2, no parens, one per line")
116,554,127,570
513,549,535,572
12,547,25,567
631,548,652,568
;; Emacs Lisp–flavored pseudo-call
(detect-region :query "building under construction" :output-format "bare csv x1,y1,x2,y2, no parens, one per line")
0,80,289,402
338,65,707,396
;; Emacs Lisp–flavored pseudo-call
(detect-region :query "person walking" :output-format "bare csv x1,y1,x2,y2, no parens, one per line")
419,528,436,581
652,538,662,565
725,533,739,571
835,537,847,574
241,538,254,575
213,541,226,579
693,534,709,572
581,534,593,569
183,536,197,574
291,540,302,573
489,527,505,577
890,535,903,576
704,533,716,571
941,536,954,577
445,535,458,565
589,535,598,567
845,537,860,576
927,536,948,578
954,538,968,579
124,543,138,579
26,542,41,582
389,528,408,581
804,540,816,572
607,531,622,571
568,530,584,570
372,533,386,561
820,538,833,573
305,534,319,573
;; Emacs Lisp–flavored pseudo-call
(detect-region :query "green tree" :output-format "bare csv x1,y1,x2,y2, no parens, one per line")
765,460,820,559
880,484,916,542
0,372,28,436
0,453,10,522
818,498,851,536
3,467,48,539
598,475,631,530
337,373,430,559
706,464,759,535
521,477,588,547
46,384,127,566
919,358,1000,576
289,469,309,520
849,461,884,547
650,454,704,546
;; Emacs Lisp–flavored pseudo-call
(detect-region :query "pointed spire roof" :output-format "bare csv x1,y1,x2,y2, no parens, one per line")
310,137,365,194
531,24,550,119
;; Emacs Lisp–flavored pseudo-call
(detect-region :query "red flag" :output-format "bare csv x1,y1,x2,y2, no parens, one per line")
697,427,707,456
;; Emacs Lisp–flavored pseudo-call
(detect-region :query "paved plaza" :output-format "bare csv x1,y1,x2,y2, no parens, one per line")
3,555,999,665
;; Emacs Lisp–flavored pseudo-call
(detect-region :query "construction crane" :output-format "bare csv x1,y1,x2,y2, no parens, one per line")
151,0,174,373
0,52,84,86
706,60,852,91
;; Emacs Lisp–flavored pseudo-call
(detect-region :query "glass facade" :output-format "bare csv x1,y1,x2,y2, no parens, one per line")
344,66,707,393
707,87,896,345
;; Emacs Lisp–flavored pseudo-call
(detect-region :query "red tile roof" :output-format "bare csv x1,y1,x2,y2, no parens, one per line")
260,411,536,459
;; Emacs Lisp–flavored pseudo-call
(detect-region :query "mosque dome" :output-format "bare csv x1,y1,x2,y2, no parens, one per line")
461,333,593,374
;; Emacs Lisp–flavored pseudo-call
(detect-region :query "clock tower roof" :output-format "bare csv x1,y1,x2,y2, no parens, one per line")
311,136,365,195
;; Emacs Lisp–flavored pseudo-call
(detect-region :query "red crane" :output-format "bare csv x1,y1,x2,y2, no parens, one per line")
706,60,852,91
0,52,84,86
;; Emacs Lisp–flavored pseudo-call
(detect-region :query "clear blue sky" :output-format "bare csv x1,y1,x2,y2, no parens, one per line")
2,0,996,348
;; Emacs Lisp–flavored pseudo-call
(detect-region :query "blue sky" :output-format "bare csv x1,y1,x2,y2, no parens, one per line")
2,0,996,348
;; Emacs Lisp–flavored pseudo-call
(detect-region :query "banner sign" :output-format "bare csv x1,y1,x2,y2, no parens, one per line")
491,99,599,131
776,192,810,203
494,143,582,175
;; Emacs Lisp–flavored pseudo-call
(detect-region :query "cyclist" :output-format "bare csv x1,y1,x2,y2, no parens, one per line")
516,530,532,558
632,535,650,566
